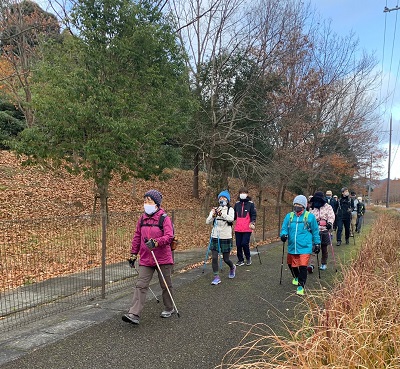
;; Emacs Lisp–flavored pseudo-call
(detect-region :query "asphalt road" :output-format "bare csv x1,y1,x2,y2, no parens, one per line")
0,213,373,369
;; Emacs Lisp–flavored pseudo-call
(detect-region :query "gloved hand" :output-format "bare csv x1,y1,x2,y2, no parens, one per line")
145,238,157,249
280,235,288,243
249,223,256,230
127,254,137,268
313,244,321,254
326,222,332,230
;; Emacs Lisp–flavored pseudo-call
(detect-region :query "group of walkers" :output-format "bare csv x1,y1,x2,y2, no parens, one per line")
122,187,366,324
122,187,257,325
280,188,366,295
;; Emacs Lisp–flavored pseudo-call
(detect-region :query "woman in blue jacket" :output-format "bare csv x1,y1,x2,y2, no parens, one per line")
280,195,321,295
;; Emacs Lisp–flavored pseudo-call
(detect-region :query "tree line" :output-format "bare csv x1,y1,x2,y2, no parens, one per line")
0,0,386,213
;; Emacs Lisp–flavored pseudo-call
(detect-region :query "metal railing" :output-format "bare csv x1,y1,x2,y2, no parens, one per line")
0,205,291,331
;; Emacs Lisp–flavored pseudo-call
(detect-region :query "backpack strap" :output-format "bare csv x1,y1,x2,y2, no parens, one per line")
289,211,310,231
140,213,167,231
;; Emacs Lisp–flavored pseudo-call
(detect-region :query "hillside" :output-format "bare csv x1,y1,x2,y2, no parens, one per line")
0,151,210,220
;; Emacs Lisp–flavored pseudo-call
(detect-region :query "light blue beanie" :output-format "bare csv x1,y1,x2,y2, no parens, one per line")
218,190,231,202
293,195,307,209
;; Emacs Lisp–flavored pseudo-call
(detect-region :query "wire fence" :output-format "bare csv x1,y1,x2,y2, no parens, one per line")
0,205,291,331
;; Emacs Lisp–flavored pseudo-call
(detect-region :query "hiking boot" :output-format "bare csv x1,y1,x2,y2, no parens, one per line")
211,275,221,285
246,258,252,266
307,265,314,274
319,264,327,271
336,241,341,246
228,265,236,279
296,286,305,295
236,261,245,266
292,277,299,286
160,309,175,318
122,313,140,325
345,239,349,244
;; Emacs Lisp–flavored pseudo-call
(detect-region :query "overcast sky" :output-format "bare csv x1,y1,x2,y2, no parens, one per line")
308,0,400,179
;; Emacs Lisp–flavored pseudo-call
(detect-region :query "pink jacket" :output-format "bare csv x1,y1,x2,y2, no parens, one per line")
131,209,174,266
309,204,335,232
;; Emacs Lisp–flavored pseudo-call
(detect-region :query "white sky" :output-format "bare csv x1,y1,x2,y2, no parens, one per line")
308,0,400,179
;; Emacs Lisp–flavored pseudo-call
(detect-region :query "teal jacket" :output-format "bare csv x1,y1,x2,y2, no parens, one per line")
280,211,321,255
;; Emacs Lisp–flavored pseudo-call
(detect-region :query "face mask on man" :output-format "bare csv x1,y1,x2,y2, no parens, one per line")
293,205,304,213
239,193,247,200
144,204,157,215
219,200,227,206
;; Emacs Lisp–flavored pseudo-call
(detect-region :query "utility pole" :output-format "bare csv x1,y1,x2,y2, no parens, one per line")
368,153,372,205
386,115,392,208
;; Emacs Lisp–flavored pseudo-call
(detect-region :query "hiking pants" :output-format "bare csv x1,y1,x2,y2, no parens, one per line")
235,232,251,262
211,250,233,273
337,217,350,242
129,264,173,316
356,215,363,232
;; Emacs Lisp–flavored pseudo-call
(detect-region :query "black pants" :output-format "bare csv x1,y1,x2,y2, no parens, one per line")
289,265,308,287
337,217,350,242
235,232,251,262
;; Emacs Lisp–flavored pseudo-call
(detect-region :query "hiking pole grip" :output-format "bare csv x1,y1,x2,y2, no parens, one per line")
279,241,285,285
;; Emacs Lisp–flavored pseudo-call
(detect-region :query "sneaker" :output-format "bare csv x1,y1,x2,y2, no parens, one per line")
122,313,140,325
319,264,327,271
246,258,252,266
228,265,236,279
296,286,305,295
292,277,299,286
307,265,314,274
211,275,221,285
160,309,175,318
236,261,245,266
336,241,341,246
345,238,349,244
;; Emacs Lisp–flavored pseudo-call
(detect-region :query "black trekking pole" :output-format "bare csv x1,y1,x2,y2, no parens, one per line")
150,250,180,318
279,241,285,285
252,231,262,264
316,252,321,279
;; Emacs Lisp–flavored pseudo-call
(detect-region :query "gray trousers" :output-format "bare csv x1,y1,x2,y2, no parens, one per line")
128,264,173,317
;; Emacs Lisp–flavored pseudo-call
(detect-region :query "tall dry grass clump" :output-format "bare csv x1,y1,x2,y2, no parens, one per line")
220,212,400,368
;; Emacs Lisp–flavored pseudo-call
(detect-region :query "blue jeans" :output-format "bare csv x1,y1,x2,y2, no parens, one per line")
235,232,251,262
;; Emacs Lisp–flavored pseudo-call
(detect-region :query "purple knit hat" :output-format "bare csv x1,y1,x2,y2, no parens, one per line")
144,189,163,206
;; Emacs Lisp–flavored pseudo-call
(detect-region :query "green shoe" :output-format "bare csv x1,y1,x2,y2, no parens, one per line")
296,286,304,295
292,277,299,286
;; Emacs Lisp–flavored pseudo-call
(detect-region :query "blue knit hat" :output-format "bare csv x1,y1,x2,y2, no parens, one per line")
293,195,307,209
144,189,163,206
217,190,230,202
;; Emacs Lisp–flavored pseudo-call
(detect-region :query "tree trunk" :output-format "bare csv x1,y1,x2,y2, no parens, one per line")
192,152,199,199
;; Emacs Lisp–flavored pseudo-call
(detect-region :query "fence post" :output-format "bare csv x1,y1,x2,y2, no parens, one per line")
262,206,266,241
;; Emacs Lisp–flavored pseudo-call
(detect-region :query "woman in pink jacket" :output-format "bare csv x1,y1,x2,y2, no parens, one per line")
308,191,336,271
122,190,174,325
233,187,257,266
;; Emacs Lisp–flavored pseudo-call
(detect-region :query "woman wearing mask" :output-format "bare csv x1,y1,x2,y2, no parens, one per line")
233,187,257,266
206,190,236,285
336,187,354,246
280,195,320,295
122,189,174,325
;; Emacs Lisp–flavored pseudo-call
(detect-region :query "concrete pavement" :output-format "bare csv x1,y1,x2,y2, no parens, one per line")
0,215,373,369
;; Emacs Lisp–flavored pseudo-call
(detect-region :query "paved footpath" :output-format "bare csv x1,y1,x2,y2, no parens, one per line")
0,215,373,369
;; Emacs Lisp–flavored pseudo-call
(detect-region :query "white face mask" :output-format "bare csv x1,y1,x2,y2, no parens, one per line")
239,194,247,200
144,204,157,215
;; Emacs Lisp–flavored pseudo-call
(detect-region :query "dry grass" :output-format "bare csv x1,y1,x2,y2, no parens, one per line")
219,211,400,368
